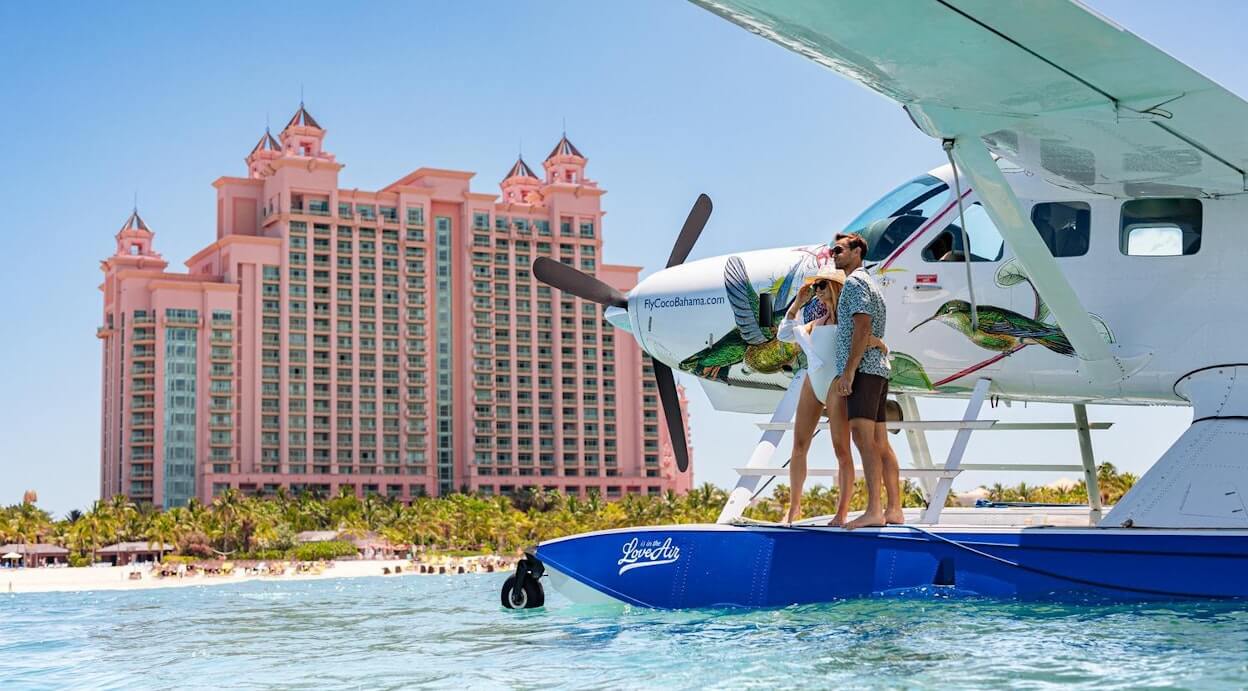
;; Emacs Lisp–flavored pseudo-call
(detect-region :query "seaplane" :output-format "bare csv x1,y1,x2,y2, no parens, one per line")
501,0,1248,609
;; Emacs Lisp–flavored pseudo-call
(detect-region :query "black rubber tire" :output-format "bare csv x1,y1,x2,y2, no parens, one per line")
500,574,545,609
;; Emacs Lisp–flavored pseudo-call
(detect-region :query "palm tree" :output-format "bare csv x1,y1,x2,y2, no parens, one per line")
144,512,181,555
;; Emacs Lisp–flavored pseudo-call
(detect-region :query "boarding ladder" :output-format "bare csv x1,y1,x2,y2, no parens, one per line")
716,377,1110,525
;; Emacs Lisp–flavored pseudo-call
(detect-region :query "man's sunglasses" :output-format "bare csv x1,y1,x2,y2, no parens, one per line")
830,245,846,256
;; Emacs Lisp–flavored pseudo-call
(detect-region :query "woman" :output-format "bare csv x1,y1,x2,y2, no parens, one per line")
776,266,888,525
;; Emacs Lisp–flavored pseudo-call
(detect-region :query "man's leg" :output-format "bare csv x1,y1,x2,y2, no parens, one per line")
844,416,885,528
878,424,904,524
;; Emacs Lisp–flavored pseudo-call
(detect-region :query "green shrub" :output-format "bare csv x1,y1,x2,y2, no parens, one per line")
236,549,288,561
290,540,357,561
68,554,92,568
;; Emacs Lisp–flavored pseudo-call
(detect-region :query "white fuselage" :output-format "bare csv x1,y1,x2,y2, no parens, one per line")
622,164,1243,413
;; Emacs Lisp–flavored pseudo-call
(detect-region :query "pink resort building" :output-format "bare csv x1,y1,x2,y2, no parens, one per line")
98,105,693,508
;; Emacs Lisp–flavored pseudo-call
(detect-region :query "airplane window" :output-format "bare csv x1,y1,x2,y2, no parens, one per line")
1031,202,1090,257
921,203,1004,262
842,174,949,237
1120,199,1201,256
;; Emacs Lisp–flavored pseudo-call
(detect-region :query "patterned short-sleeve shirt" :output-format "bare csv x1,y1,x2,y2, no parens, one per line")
834,267,891,378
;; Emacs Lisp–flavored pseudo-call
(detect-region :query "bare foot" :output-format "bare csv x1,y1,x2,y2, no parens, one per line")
885,509,905,525
827,515,847,527
845,511,886,530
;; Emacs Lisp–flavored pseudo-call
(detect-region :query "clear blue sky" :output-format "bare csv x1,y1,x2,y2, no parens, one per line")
0,1,1241,516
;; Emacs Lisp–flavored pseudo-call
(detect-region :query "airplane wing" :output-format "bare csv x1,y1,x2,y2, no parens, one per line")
690,0,1248,197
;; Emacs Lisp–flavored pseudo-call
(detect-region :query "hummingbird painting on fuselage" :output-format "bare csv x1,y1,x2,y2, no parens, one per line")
910,300,1075,356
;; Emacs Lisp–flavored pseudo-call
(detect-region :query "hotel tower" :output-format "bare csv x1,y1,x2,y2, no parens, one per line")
98,105,693,508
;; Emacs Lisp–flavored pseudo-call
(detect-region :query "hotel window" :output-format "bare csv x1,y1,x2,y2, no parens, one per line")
339,202,353,219
473,212,489,230
579,221,595,238
263,265,280,281
407,207,425,226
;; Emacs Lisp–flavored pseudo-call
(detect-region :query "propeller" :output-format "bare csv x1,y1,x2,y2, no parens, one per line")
532,195,712,474
532,257,627,308
666,194,713,268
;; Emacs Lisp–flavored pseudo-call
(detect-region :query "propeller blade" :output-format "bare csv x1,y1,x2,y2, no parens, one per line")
532,257,627,308
651,361,690,473
665,194,713,268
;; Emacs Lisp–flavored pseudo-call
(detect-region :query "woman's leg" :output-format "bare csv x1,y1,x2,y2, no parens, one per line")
825,391,855,526
786,377,824,524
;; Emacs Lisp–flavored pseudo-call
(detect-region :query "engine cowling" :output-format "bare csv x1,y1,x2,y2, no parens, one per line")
621,245,824,396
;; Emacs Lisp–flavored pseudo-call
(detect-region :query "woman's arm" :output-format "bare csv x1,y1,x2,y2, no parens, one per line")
776,285,814,343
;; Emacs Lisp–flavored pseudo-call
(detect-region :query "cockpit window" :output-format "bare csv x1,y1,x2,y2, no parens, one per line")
863,215,926,261
842,174,950,238
921,203,1005,262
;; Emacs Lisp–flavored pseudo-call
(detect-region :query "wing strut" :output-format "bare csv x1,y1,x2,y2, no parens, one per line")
942,139,979,334
944,138,1126,384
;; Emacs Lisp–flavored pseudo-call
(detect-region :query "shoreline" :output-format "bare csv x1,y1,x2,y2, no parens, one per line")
2,555,516,595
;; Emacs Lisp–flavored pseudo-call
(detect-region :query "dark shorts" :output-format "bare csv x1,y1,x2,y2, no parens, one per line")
846,373,889,422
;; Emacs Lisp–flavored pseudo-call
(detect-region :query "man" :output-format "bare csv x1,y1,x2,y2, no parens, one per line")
830,232,903,528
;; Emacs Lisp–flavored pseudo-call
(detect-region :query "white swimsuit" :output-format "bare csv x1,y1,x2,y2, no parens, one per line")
778,316,839,403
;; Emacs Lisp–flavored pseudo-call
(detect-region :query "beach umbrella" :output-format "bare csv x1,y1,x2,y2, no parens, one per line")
2,552,21,560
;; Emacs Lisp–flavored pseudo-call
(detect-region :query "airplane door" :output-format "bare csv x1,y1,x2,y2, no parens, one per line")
885,200,1018,389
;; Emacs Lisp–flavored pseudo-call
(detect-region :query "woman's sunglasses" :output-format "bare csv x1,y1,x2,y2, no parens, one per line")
812,280,830,291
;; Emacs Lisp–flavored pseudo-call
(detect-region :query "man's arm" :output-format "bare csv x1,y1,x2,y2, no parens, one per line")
842,312,873,384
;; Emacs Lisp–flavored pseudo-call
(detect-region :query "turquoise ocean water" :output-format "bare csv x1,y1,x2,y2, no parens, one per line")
4,574,1248,689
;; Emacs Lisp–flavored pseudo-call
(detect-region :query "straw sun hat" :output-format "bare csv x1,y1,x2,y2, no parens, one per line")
801,265,846,289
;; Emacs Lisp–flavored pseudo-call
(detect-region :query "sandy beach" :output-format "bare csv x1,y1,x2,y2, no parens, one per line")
2,556,516,595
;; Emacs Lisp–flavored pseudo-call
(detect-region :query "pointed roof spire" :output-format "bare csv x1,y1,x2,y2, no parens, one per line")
503,156,539,182
250,127,282,154
284,102,321,130
120,209,149,233
545,133,583,161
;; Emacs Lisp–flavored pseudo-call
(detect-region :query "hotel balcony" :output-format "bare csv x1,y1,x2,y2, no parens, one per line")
132,328,155,343
132,346,156,359
164,313,200,326
131,397,155,411
210,332,233,345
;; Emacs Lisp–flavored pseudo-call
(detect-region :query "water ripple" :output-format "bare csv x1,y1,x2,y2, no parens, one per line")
3,575,1248,689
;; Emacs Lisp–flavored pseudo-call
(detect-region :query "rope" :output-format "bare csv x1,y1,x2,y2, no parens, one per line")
747,521,1228,598
943,139,979,333
899,524,1225,599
